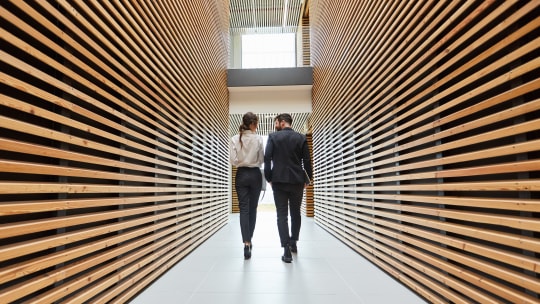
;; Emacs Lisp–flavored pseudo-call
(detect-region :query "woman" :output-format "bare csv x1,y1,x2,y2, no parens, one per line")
229,112,264,259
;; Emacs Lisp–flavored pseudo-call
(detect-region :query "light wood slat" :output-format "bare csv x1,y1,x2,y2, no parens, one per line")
327,193,540,213
343,42,540,171
0,12,202,166
334,122,540,182
302,132,314,216
0,198,223,239
0,207,202,286
0,112,189,174
322,194,540,232
79,0,229,169
317,215,450,304
0,204,217,263
107,1,211,116
312,1,535,163
313,0,489,131
316,180,540,192
21,208,227,304
59,0,204,125
312,0,445,120
160,2,230,112
350,159,540,185
301,16,310,66
322,85,540,178
4,2,192,143
0,137,216,184
314,196,540,252
231,166,239,213
0,180,214,194
318,200,540,272
311,1,540,302
317,208,539,304
101,217,226,304
1,209,206,301
0,158,227,186
0,192,218,215
330,205,540,299
64,0,229,169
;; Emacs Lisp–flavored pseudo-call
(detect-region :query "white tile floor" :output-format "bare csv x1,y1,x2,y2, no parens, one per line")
130,211,427,304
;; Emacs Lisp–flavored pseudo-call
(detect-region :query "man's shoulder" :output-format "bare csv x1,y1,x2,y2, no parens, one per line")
271,130,305,137
269,131,283,138
291,130,306,139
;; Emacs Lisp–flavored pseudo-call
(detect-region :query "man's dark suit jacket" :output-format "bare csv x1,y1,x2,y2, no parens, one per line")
264,127,312,184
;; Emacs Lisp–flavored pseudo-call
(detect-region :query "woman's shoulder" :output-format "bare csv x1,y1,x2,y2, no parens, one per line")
244,131,262,137
231,134,241,142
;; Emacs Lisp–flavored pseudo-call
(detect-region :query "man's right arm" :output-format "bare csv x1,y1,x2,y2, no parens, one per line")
301,137,312,182
264,135,273,182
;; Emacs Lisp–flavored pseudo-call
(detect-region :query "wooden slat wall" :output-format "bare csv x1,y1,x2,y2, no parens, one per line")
301,132,314,217
231,166,239,213
0,1,229,303
302,16,311,67
309,1,539,303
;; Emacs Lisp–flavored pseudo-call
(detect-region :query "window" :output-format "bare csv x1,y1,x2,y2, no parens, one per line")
242,33,296,68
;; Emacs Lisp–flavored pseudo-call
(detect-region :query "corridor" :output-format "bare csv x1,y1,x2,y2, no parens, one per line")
131,211,426,304
1,1,537,302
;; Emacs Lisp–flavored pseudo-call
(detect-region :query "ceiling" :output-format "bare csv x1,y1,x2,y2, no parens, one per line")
229,0,307,34
228,1,311,135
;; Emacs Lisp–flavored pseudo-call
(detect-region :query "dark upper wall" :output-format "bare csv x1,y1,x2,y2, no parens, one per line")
227,67,313,86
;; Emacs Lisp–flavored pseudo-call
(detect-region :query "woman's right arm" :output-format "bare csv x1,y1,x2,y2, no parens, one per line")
229,138,238,166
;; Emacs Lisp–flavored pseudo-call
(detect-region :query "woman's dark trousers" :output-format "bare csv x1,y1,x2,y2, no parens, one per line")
235,167,262,243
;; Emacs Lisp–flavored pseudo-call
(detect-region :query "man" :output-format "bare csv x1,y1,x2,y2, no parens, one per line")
264,113,313,263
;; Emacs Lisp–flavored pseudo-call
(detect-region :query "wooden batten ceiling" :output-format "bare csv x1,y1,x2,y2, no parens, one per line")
230,0,306,34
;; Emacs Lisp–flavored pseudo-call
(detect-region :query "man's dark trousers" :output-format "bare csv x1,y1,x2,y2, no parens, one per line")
272,182,304,247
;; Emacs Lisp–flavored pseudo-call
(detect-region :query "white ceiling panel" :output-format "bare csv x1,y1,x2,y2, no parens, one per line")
230,0,305,34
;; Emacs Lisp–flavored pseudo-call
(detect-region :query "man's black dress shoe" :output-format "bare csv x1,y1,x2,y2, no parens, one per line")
244,244,251,259
290,241,297,253
281,244,292,263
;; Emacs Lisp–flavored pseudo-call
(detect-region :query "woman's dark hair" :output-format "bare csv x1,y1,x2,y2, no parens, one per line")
239,112,258,148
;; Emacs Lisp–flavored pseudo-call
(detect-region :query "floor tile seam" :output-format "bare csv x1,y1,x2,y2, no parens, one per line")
183,254,221,303
325,256,366,303
186,290,339,296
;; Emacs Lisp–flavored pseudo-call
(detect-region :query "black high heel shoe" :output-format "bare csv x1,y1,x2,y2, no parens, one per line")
244,244,251,259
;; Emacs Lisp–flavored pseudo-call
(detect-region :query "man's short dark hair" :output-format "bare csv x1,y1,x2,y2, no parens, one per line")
275,113,293,125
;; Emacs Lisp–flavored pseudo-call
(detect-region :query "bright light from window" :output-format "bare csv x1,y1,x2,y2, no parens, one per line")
242,33,296,68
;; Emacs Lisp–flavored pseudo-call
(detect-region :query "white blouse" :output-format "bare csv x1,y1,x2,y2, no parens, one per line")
229,130,264,168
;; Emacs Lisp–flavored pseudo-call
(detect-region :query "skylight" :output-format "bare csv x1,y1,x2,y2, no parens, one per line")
241,33,296,68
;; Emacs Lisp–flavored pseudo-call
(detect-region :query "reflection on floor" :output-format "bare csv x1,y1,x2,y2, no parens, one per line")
130,211,426,304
